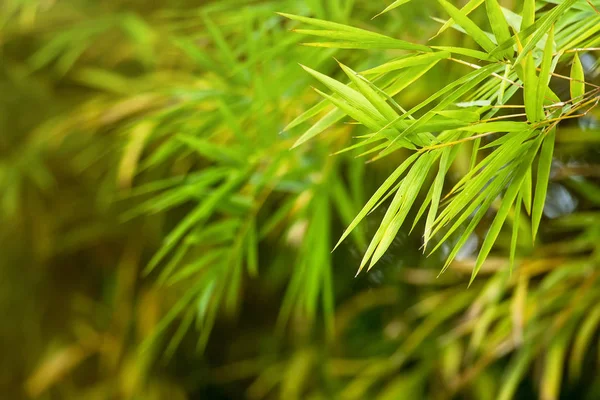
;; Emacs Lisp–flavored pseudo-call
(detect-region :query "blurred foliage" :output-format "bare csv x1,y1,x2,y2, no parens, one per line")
1,0,599,399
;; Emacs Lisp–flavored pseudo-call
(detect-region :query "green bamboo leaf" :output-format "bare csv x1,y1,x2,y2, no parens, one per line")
438,0,497,53
384,61,441,97
411,184,435,233
430,45,493,61
311,88,379,131
435,182,500,275
424,148,452,248
284,100,331,132
520,0,535,31
373,0,413,19
462,121,529,133
523,52,540,122
470,137,542,284
433,0,485,39
279,12,431,52
513,0,577,65
385,64,500,147
361,52,450,75
305,75,416,148
521,167,532,215
485,0,512,58
278,12,378,33
301,65,380,117
489,17,540,60
482,129,536,149
435,130,532,224
570,52,585,101
292,108,344,148
145,170,249,275
331,178,368,250
301,41,424,50
532,128,555,241
435,110,480,122
293,29,393,42
509,192,522,272
536,25,554,117
368,153,436,270
339,63,399,121
335,153,419,251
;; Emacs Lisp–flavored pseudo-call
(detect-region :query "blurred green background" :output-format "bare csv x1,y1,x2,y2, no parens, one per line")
1,0,600,399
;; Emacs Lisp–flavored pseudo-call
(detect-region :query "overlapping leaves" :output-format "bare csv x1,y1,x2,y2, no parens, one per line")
283,0,600,281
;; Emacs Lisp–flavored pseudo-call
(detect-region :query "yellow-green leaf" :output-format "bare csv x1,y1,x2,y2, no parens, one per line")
532,128,555,241
373,0,413,19
485,0,512,58
570,52,585,101
438,0,496,53
535,25,554,118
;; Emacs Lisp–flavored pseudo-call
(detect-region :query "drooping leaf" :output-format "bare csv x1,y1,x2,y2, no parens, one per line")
365,153,437,271
523,52,540,122
535,25,554,116
532,128,555,241
470,137,542,284
335,153,419,251
570,52,585,101
509,192,522,272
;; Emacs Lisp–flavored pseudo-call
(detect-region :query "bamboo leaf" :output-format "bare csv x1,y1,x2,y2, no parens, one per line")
361,52,450,75
509,192,522,272
368,153,436,270
433,0,485,38
520,0,535,32
292,108,344,148
438,0,497,53
532,128,555,241
431,45,493,61
570,52,585,101
339,63,399,121
485,0,512,58
514,0,578,65
280,12,431,52
536,25,554,118
462,121,529,133
521,167,532,215
470,137,542,285
523,52,540,122
335,153,419,251
424,148,452,248
373,0,413,19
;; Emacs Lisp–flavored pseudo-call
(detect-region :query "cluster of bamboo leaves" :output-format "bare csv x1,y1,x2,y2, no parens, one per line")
283,0,600,283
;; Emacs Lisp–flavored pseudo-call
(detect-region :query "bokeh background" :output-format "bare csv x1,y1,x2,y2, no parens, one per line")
1,0,600,399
